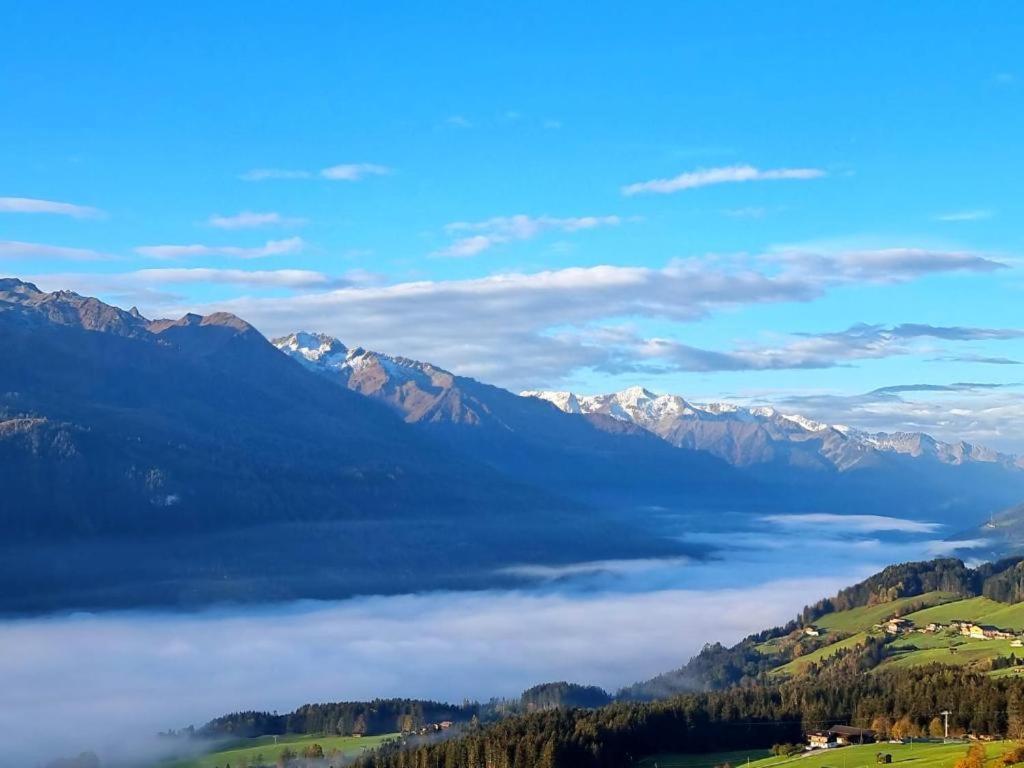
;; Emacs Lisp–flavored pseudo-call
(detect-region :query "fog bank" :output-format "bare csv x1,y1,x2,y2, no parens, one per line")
2,575,854,765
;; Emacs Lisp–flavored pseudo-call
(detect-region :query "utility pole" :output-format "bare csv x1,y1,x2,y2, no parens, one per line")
941,711,951,741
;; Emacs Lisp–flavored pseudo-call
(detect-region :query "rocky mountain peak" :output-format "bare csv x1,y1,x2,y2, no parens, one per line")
523,386,1021,473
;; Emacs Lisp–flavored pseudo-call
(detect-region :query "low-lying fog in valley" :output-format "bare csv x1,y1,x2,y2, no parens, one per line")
6,512,981,766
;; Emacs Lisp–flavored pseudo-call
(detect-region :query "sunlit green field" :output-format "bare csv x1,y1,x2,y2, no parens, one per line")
637,748,771,768
967,602,1024,633
883,635,1020,670
814,593,959,634
771,632,869,677
901,597,1006,627
162,732,398,768
761,590,1024,680
639,740,1013,768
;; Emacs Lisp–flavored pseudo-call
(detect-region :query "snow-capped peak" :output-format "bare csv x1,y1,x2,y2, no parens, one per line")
520,385,1021,471
616,385,658,406
521,390,582,414
275,331,347,363
780,413,830,432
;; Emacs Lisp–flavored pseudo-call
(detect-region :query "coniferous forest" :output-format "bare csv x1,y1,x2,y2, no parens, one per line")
354,666,1024,768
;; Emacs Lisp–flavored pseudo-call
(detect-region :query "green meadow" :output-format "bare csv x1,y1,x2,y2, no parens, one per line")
163,732,398,768
639,741,1014,768
813,593,960,634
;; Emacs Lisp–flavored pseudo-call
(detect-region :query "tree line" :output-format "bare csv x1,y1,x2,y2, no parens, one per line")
625,557,1024,699
198,699,480,739
354,665,1024,768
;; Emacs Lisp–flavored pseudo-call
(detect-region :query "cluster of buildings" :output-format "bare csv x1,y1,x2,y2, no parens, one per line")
402,720,456,737
807,726,877,749
868,616,1023,645
949,621,1019,643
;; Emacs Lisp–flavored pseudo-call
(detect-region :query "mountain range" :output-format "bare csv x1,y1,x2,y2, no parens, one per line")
523,386,1023,474
0,279,683,612
3,279,1024,612
274,331,1024,523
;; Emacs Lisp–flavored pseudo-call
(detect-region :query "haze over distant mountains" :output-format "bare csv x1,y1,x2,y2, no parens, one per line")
276,330,1024,523
0,279,685,612
3,279,1023,612
523,386,1024,473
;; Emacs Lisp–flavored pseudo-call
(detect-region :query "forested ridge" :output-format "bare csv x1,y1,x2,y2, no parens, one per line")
177,558,1024,768
355,666,1024,768
197,699,480,739
626,557,1024,697
345,558,1024,768
195,686,619,740
801,558,1024,622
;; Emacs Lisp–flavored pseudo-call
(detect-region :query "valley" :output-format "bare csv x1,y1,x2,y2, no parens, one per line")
5,280,1023,613
6,7,1022,768
121,558,1024,768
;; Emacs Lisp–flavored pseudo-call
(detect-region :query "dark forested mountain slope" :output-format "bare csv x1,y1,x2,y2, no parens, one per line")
356,666,1024,768
273,333,754,510
0,280,686,612
276,333,1024,523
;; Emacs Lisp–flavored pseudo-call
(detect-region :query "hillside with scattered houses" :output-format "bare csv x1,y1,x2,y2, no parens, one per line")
135,558,1024,768
624,558,1024,698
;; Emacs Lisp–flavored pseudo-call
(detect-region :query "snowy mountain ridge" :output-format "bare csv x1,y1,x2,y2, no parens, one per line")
522,387,1022,472
274,331,1022,474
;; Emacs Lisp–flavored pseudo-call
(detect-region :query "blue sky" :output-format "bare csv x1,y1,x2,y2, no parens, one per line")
1,2,1022,448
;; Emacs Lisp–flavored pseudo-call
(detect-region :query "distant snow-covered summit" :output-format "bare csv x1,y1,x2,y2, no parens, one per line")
522,386,1023,472
275,330,1022,477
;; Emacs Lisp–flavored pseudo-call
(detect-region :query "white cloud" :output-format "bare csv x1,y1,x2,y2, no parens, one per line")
26,268,360,309
435,214,622,257
0,196,104,218
159,247,1005,387
762,513,941,534
207,211,307,230
320,163,392,181
774,383,1024,455
239,168,313,181
240,164,391,182
636,322,1024,372
622,164,825,196
135,236,305,260
771,247,1006,282
926,539,988,556
499,557,692,580
440,234,494,258
130,268,336,289
934,210,994,222
0,575,852,766
0,240,111,262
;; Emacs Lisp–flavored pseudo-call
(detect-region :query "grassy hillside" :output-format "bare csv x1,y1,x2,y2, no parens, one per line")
736,580,1024,686
765,590,1024,681
900,597,1006,626
770,632,869,678
745,741,1009,768
884,635,1020,670
638,741,1014,768
163,732,397,768
970,602,1024,632
637,748,771,768
627,559,1024,699
813,592,961,633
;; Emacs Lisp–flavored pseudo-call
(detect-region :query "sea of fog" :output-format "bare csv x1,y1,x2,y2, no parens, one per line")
2,511,981,766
